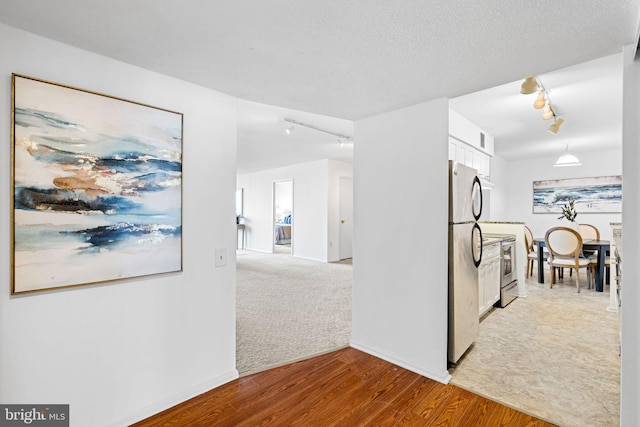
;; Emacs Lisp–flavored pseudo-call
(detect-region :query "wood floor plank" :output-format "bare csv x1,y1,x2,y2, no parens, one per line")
133,347,557,427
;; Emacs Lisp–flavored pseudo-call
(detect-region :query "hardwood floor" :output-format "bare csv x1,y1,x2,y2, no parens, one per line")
133,347,556,426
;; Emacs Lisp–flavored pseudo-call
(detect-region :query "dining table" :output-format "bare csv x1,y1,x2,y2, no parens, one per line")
534,238,610,292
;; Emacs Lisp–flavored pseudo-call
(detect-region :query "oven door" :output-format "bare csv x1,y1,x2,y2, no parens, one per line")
501,240,516,286
498,280,518,308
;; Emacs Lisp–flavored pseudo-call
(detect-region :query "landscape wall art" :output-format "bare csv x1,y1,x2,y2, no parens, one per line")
11,74,183,294
532,175,622,214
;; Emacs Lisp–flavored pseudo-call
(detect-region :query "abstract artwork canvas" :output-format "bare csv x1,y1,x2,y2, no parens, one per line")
532,175,622,214
11,74,183,294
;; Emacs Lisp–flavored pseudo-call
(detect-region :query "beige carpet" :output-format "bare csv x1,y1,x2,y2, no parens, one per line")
236,249,352,375
450,273,620,427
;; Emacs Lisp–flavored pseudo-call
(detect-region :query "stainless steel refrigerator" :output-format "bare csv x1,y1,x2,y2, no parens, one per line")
448,160,483,364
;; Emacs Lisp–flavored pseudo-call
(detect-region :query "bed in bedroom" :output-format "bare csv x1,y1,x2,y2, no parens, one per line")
274,213,292,245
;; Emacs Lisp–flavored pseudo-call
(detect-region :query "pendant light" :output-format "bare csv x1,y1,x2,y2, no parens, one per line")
554,145,582,167
542,103,554,120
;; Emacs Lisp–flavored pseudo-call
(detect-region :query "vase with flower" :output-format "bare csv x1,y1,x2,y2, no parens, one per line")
558,200,579,231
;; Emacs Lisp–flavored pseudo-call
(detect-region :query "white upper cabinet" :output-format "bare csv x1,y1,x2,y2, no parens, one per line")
448,108,494,179
449,108,494,156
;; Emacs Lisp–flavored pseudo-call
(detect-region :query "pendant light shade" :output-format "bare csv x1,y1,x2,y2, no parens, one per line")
554,145,581,167
534,91,546,109
520,76,538,94
547,117,565,134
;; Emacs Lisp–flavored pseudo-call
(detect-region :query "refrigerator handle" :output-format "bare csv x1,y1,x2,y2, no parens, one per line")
472,176,483,220
473,223,483,267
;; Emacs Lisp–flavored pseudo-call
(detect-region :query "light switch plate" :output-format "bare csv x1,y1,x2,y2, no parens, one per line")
215,248,227,267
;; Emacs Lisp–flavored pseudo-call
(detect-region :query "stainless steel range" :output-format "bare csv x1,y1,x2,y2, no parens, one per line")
482,233,518,308
497,235,518,307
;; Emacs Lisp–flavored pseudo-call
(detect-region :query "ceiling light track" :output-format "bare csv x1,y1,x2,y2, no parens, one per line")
284,118,353,142
520,76,564,134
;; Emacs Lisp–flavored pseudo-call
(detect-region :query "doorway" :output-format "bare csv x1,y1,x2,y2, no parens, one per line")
339,177,353,260
273,180,293,254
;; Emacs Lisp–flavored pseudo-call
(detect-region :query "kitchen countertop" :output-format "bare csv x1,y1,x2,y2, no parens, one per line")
479,221,525,225
482,233,515,246
482,236,503,245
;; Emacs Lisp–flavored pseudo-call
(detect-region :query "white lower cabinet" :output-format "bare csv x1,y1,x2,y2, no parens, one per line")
479,242,501,317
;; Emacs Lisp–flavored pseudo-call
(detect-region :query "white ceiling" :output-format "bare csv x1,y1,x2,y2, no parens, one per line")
1,1,638,172
451,54,625,161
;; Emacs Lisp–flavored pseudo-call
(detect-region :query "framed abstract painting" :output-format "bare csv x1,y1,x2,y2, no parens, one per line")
532,175,622,214
11,74,183,294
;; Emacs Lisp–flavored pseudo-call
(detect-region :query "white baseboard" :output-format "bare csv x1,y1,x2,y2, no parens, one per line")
114,369,239,427
349,341,452,384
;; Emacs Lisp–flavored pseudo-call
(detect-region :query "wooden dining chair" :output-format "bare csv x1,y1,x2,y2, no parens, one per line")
578,223,602,286
545,226,591,293
589,255,611,289
578,223,600,258
578,223,600,242
525,232,545,277
524,225,548,278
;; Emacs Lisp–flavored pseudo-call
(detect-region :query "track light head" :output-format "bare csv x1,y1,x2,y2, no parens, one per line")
283,117,353,143
542,103,554,120
520,76,538,94
534,91,546,109
547,117,565,134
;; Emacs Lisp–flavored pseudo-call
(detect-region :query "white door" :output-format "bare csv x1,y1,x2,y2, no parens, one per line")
339,177,353,260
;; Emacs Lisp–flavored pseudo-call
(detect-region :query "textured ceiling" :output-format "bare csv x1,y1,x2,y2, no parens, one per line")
1,0,639,171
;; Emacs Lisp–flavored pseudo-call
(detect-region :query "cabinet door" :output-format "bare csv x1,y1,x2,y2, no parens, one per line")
473,151,491,178
478,263,487,316
473,151,483,176
488,257,501,305
448,140,458,162
459,144,474,168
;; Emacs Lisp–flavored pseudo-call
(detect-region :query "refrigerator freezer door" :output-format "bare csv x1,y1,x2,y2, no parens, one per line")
449,161,481,223
448,221,480,363
471,176,483,221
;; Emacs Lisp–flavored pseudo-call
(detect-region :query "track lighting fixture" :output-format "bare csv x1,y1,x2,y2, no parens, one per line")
284,117,353,144
520,76,565,133
547,117,564,134
554,145,581,167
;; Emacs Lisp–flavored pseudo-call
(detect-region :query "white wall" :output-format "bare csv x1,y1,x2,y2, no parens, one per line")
494,149,622,241
0,24,237,426
621,42,640,427
352,99,450,383
237,159,349,262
